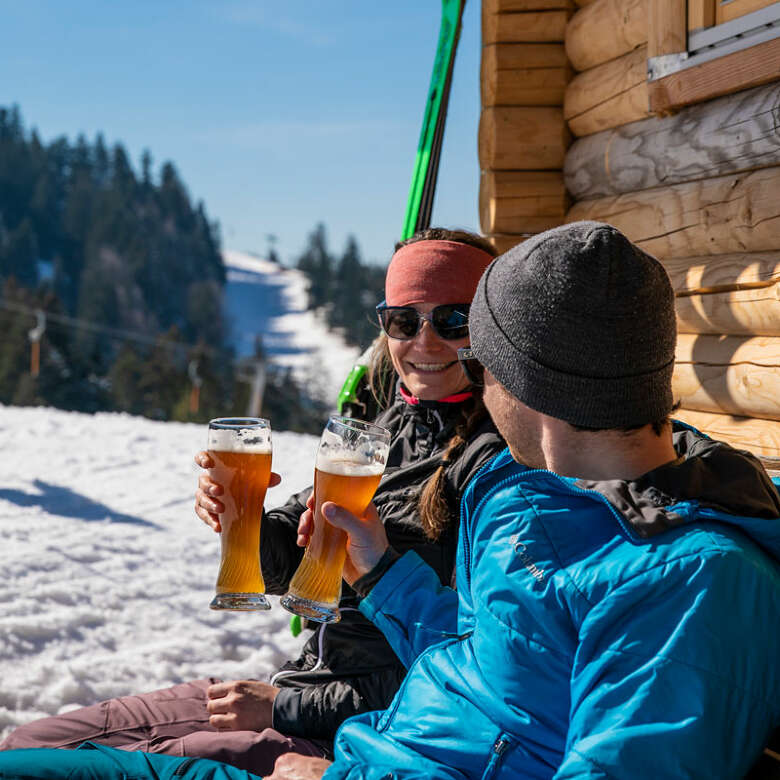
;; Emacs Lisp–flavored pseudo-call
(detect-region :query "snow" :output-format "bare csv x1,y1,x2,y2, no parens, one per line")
0,404,318,740
223,250,361,404
0,249,363,740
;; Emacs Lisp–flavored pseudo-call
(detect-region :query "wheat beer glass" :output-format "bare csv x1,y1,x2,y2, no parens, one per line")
281,416,391,623
207,417,272,611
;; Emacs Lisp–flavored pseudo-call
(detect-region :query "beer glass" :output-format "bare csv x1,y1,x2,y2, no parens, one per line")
207,417,273,611
281,416,391,623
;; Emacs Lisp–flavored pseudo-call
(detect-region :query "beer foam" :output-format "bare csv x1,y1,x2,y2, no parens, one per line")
315,452,385,476
208,428,272,454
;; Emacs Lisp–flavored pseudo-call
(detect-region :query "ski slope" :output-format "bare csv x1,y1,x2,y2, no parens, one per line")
223,249,361,405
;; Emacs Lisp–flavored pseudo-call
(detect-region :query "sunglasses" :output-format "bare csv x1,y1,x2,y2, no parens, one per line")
376,302,470,341
457,347,484,387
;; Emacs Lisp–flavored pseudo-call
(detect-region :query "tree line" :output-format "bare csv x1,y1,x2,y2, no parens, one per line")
0,105,337,432
296,223,386,350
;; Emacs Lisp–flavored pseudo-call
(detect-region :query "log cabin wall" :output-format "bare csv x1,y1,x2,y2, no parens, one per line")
480,0,780,465
478,0,575,254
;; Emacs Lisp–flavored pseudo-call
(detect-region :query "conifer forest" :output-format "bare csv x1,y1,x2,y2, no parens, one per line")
0,106,386,432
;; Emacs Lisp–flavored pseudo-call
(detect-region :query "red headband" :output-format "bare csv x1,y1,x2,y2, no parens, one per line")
385,240,494,306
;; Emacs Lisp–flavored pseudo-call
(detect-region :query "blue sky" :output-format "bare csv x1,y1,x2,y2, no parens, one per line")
0,1,482,265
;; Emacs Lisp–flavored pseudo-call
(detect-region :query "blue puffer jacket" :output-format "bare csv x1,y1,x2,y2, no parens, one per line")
326,425,780,779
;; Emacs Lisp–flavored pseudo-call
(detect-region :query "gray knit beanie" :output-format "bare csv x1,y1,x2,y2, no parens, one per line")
470,221,676,428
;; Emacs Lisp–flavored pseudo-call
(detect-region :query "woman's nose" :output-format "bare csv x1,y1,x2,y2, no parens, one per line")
414,319,443,347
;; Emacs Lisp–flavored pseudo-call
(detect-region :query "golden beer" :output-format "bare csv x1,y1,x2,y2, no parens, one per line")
286,462,383,605
207,418,272,611
282,416,390,623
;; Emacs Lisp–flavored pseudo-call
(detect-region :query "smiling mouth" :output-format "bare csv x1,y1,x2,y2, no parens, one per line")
408,361,457,373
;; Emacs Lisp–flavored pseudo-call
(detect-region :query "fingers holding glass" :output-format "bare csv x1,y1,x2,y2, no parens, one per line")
281,416,391,623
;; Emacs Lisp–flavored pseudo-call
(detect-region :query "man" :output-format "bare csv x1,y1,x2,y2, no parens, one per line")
1,222,778,779
278,221,780,778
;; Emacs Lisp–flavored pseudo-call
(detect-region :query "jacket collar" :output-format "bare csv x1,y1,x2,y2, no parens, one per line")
574,422,780,544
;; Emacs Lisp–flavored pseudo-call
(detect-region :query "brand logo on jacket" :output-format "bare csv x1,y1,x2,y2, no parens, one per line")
510,535,545,583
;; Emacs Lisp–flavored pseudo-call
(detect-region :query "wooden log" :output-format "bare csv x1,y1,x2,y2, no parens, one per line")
669,251,780,336
674,409,780,458
663,252,780,294
563,46,650,137
484,0,575,9
489,233,537,254
688,0,715,30
717,0,778,24
649,36,780,113
648,0,687,59
673,334,780,421
574,0,598,5
480,171,568,231
566,165,780,258
565,0,647,72
563,82,780,200
483,10,569,44
479,107,571,169
480,171,569,232
675,284,780,337
482,45,572,106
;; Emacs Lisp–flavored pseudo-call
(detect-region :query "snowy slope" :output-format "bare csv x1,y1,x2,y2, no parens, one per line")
223,249,361,405
0,404,319,739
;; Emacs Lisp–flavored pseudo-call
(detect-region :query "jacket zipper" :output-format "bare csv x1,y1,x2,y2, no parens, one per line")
481,734,513,779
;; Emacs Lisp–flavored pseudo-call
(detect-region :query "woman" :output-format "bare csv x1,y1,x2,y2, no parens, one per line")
0,229,504,778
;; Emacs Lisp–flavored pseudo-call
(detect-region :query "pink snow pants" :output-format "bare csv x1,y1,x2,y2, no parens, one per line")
0,679,325,776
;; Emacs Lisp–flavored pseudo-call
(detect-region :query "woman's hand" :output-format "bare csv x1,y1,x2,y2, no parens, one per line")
206,680,278,731
296,498,389,585
194,451,281,533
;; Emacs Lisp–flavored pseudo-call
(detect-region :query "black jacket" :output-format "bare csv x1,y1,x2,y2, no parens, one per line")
260,392,504,745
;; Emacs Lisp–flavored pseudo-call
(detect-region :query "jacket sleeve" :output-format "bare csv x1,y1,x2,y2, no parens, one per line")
259,486,311,594
359,551,460,669
273,666,406,740
554,553,778,779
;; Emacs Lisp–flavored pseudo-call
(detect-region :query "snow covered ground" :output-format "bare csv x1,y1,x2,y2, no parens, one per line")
0,403,319,740
223,250,361,404
0,250,365,740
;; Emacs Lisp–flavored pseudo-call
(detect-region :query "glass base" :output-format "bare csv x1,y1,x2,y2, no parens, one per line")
280,593,340,623
210,592,271,611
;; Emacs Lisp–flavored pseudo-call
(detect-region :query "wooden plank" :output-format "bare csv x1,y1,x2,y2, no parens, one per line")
675,283,780,336
673,333,780,420
483,10,570,43
563,82,780,199
688,0,716,30
489,233,538,253
482,65,572,105
566,165,780,258
716,0,780,24
565,0,647,72
483,42,569,69
674,408,780,457
482,170,567,199
663,252,780,294
648,0,687,58
484,0,576,9
564,46,650,137
649,36,780,112
479,107,571,168
480,172,570,231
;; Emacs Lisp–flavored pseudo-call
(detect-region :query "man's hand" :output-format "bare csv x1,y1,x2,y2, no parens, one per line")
266,754,332,780
206,680,278,731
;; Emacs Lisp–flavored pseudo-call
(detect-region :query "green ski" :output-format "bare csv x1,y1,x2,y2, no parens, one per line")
337,0,467,416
